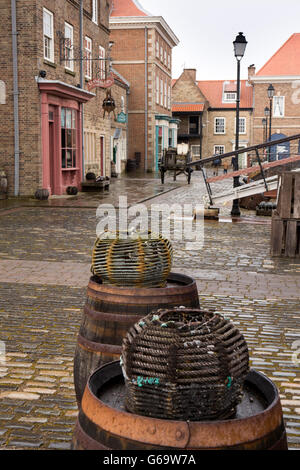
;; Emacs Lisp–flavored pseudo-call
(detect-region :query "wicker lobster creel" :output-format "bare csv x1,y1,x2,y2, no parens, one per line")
121,308,249,421
91,231,173,288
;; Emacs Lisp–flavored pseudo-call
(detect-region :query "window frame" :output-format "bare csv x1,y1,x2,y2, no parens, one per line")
64,22,74,71
273,96,285,118
156,75,160,105
214,117,226,134
92,0,98,24
160,78,163,107
98,45,106,79
224,91,237,102
189,116,200,135
234,117,247,135
61,107,77,169
85,36,92,79
43,8,54,63
214,145,225,156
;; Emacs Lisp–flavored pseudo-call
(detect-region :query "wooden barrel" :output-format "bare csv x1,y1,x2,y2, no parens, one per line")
73,272,199,407
72,361,288,451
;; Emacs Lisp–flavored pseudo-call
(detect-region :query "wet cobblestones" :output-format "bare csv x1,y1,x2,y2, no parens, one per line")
0,174,299,450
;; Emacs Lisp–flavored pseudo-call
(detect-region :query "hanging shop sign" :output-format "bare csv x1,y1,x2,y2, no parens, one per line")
116,112,127,123
87,74,115,91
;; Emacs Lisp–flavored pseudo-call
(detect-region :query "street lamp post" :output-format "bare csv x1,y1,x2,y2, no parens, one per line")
231,32,247,217
267,84,275,161
262,118,267,142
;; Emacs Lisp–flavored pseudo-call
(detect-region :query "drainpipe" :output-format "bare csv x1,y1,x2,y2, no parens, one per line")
79,0,85,179
11,0,20,196
144,26,148,172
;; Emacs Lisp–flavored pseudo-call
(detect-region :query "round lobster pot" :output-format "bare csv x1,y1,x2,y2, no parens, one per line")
91,231,173,288
121,308,249,421
73,273,200,408
72,361,288,450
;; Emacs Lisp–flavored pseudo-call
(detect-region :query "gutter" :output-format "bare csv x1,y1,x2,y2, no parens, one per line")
11,0,20,196
79,0,85,179
145,26,148,172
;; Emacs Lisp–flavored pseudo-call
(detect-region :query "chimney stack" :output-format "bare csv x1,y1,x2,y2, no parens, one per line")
184,68,197,83
248,64,256,81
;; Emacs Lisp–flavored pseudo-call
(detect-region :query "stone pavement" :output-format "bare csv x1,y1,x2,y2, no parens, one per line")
0,173,299,450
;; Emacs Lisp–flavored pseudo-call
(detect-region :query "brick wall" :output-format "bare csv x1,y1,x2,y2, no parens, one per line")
0,0,114,196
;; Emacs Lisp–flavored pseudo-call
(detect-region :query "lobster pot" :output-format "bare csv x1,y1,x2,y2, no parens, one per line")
91,231,173,288
121,308,249,421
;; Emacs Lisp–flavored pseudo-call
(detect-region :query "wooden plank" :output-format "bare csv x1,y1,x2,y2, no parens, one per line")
278,173,293,218
271,216,284,257
293,174,300,218
285,220,298,257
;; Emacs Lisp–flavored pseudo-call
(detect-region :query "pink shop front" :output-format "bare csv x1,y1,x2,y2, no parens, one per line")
38,80,94,196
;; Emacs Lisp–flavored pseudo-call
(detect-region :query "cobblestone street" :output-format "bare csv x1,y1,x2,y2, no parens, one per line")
0,172,299,450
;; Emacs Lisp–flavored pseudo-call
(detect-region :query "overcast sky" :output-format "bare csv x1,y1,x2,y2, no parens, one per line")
141,0,300,81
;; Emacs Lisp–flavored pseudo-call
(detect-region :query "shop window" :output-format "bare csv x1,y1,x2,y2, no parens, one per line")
43,8,54,62
61,108,77,168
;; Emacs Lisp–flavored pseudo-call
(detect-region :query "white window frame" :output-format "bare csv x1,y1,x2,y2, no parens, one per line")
160,78,163,106
160,46,163,62
85,36,92,79
64,22,74,71
164,81,167,108
92,0,98,24
224,91,236,102
273,96,285,118
164,50,167,66
99,45,105,79
156,40,159,58
234,117,247,134
214,145,225,155
168,54,171,69
168,85,171,110
156,75,160,105
214,117,226,134
43,8,54,62
191,145,201,158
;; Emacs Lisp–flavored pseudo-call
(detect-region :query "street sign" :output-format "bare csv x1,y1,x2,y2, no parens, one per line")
116,112,127,123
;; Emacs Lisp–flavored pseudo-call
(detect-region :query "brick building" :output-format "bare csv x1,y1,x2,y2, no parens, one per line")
109,0,179,171
250,33,300,161
172,68,254,168
0,0,129,197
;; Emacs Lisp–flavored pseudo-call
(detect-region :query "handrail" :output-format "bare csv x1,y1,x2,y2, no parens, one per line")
187,133,300,167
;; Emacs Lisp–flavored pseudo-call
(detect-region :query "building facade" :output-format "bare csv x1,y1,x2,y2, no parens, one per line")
250,33,300,161
109,0,179,172
172,68,254,168
0,0,129,197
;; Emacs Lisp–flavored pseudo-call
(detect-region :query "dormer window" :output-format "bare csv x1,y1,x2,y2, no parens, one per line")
224,91,237,102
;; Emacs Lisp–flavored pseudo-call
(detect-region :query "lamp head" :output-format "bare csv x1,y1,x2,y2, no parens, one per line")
233,32,247,60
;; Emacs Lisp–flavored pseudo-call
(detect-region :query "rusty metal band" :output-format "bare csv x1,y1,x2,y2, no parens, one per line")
83,304,142,323
77,334,121,355
88,274,197,296
73,419,110,450
81,381,284,449
81,384,190,448
187,398,284,448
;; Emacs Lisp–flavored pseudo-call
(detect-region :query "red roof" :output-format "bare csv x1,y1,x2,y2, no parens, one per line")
256,33,300,76
110,0,149,17
172,103,204,112
197,80,253,108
